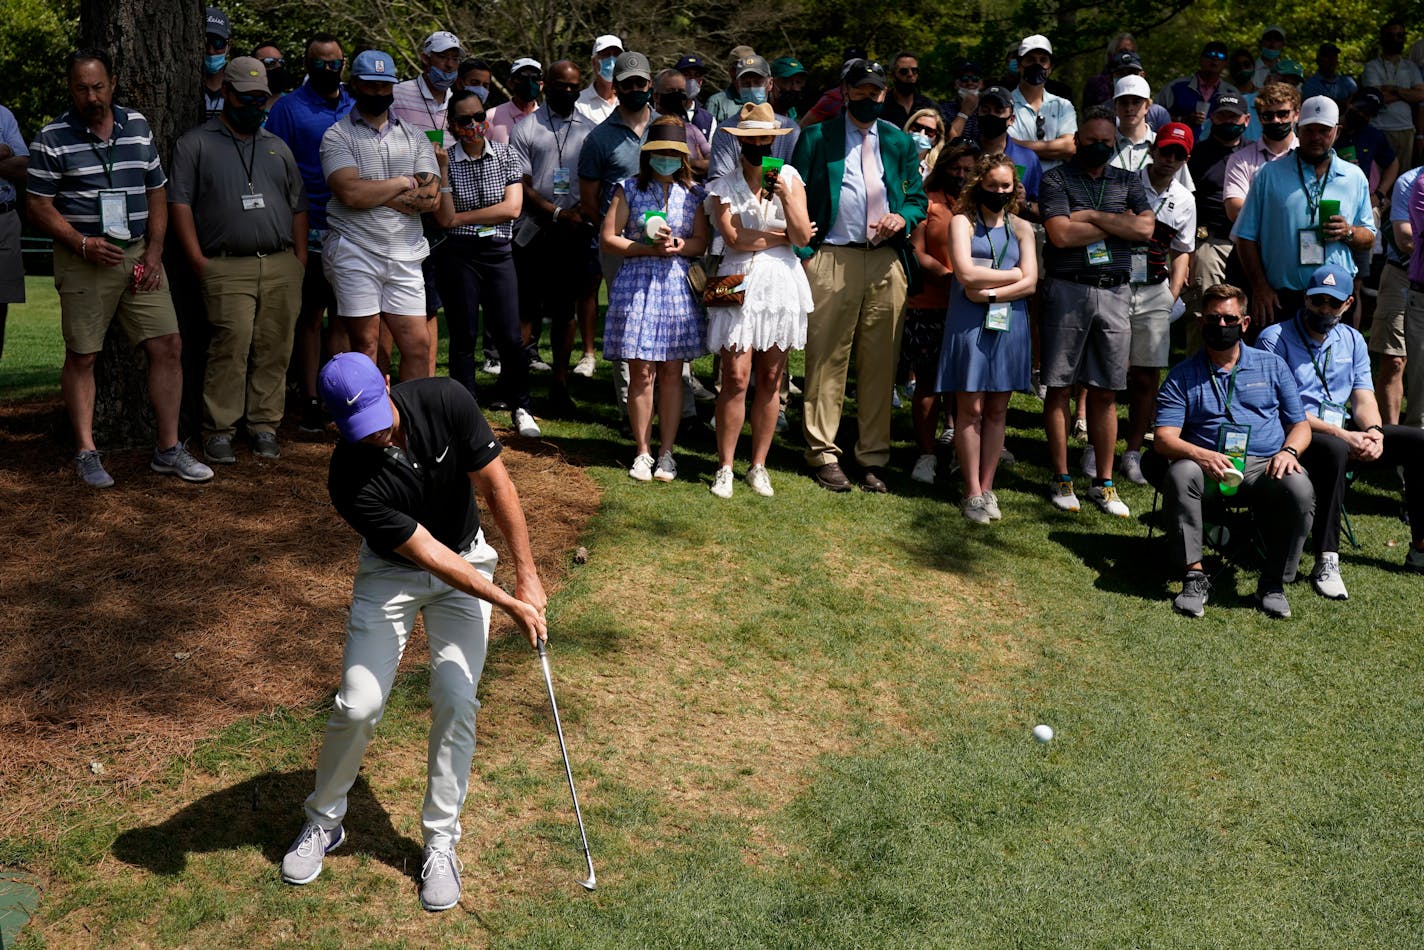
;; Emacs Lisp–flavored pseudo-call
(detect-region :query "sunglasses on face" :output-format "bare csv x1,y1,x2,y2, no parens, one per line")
452,112,487,127
896,67,919,76
1204,50,1227,60
913,124,940,138
1308,294,1345,308
232,90,267,105
1258,108,1293,121
207,35,227,51
260,56,285,69
959,74,981,83
310,58,344,72
1206,312,1243,326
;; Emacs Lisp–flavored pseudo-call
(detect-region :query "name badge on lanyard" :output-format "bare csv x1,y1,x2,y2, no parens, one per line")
241,193,267,211
1130,247,1148,284
1298,228,1325,266
984,301,1013,331
553,167,571,196
1319,399,1348,428
1086,240,1111,266
99,189,130,240
1217,423,1250,459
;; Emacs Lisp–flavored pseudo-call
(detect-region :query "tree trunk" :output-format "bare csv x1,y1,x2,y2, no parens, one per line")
79,0,202,448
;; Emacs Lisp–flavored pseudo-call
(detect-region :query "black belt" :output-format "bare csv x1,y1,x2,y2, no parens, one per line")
213,247,289,258
827,241,879,250
0,200,14,215
1057,272,1128,289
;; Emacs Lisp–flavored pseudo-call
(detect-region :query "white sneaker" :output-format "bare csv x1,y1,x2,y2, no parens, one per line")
745,464,774,496
1089,481,1131,518
572,353,597,377
529,358,553,373
962,493,993,524
892,387,903,409
481,359,502,376
910,453,937,484
1312,552,1349,600
653,451,677,481
982,489,1002,521
629,453,654,481
710,465,734,498
1071,417,1088,441
1121,449,1147,485
1049,477,1080,512
513,408,541,438
1081,443,1098,478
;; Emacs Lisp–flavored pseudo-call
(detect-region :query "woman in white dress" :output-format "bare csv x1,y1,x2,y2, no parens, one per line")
704,102,814,498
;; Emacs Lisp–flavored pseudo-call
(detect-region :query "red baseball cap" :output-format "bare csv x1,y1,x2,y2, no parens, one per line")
1154,122,1195,154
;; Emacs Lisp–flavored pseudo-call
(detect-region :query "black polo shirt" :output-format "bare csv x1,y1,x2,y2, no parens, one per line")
1188,136,1241,240
1040,161,1150,279
328,378,501,565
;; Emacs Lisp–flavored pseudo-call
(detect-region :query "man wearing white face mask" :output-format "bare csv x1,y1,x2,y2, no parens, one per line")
576,34,622,124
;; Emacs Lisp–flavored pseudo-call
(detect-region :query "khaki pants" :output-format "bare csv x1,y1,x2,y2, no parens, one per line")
1383,128,1416,173
201,250,304,437
801,244,907,469
1186,236,1234,353
1405,288,1424,426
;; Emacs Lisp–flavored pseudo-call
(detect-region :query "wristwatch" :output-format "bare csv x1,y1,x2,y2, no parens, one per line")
1280,445,1299,458
986,289,997,303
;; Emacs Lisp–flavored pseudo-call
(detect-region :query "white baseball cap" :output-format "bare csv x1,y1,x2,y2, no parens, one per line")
422,31,461,54
1019,34,1052,57
1263,24,1286,41
1113,75,1151,100
1299,95,1340,127
592,34,623,57
511,57,542,75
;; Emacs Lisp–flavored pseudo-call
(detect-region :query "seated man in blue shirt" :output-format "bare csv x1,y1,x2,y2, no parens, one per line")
1257,264,1424,597
1144,282,1314,618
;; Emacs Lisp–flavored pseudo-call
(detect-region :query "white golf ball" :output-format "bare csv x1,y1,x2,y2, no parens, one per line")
1033,724,1054,743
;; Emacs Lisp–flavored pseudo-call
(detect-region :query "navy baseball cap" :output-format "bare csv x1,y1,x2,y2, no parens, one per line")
319,353,394,441
205,6,230,40
351,49,399,83
1211,93,1247,117
980,85,1013,109
675,54,705,73
1307,264,1353,301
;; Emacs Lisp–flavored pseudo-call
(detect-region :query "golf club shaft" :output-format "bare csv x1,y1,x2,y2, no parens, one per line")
538,641,596,886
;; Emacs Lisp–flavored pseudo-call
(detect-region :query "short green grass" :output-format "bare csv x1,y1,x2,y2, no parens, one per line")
6,280,1424,947
2,277,65,402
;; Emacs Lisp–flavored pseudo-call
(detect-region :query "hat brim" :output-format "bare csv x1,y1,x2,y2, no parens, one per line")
227,80,271,95
353,74,398,84
722,124,793,137
614,69,651,82
334,398,394,442
640,139,690,155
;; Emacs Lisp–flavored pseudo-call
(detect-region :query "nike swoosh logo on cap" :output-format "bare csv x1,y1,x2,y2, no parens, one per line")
345,389,363,406
436,446,449,463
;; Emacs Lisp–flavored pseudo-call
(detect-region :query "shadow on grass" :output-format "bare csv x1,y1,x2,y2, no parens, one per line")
111,771,415,878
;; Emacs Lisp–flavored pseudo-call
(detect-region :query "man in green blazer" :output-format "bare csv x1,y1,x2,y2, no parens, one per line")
791,59,928,493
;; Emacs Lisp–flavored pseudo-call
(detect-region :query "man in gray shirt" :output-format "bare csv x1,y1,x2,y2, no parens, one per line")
170,57,309,464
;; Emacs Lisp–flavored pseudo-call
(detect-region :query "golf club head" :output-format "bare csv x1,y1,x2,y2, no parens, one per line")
578,872,596,891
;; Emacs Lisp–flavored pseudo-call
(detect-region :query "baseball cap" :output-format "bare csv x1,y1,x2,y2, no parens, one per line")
1113,75,1151,100
205,6,230,40
224,56,269,95
1299,95,1340,128
980,85,1013,109
1307,263,1353,301
735,54,771,79
1318,42,1341,56
771,56,806,78
351,50,398,83
422,31,461,55
1202,40,1229,58
1110,50,1143,73
842,59,887,89
1352,87,1385,114
1273,58,1304,79
1155,122,1195,154
592,34,622,57
319,353,393,442
675,54,705,73
613,51,651,82
1262,24,1286,41
511,57,542,76
956,59,981,77
1210,93,1247,117
1018,34,1052,57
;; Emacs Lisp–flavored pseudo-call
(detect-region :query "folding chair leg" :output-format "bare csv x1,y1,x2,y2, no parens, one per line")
1340,502,1362,550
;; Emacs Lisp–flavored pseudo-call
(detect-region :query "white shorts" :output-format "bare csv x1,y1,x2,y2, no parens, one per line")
323,231,426,318
1127,280,1173,368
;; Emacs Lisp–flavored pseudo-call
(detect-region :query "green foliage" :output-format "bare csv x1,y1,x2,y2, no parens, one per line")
0,0,78,138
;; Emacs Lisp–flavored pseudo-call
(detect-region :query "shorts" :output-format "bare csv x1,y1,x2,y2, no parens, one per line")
0,208,24,304
301,229,338,315
1127,280,1173,368
54,240,178,354
1369,261,1409,357
902,306,947,376
1039,278,1130,391
322,230,425,318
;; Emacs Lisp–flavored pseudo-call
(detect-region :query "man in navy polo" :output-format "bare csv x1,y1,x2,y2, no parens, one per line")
1257,264,1424,596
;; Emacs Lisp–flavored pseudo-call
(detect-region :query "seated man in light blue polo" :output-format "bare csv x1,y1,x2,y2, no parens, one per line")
1144,282,1314,619
1233,94,1374,327
1257,264,1424,598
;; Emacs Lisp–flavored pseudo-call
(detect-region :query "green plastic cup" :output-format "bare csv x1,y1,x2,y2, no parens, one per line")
761,156,784,193
425,129,444,145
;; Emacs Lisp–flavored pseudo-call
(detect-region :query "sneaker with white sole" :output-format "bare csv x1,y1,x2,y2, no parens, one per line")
710,465,734,498
1049,476,1080,512
1121,449,1147,485
629,453,654,481
572,353,597,377
937,426,955,447
962,493,993,524
1255,585,1292,618
1173,570,1210,617
75,449,115,488
653,451,677,481
982,489,1002,521
252,431,281,459
151,442,215,483
745,464,774,496
1089,481,1130,518
481,359,502,376
281,822,345,885
1080,443,1097,478
1072,417,1088,442
204,434,237,465
910,453,937,484
1311,552,1349,600
513,408,541,438
419,845,463,912
529,358,553,373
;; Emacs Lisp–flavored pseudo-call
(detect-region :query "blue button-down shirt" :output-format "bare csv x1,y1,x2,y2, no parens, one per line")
265,80,354,228
824,119,877,246
0,105,27,204
1156,345,1306,456
1256,317,1373,415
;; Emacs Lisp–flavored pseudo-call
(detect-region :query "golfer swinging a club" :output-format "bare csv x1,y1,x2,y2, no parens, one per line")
281,351,547,912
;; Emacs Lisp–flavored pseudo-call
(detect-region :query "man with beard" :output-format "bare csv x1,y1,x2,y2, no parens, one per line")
1038,106,1154,517
1363,20,1424,168
170,58,307,465
1258,264,1424,598
1233,96,1374,327
28,48,214,487
880,51,937,129
1145,283,1314,619
1008,34,1076,172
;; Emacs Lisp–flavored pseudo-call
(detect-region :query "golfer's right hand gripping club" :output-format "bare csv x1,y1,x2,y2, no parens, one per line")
537,637,596,891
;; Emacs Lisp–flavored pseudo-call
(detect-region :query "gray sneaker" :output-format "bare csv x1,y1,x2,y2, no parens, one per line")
203,435,236,465
419,845,463,911
252,431,281,459
75,450,115,488
1173,570,1210,618
1254,586,1292,619
281,822,344,885
151,442,215,483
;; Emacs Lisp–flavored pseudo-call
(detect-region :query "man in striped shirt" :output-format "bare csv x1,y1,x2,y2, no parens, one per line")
27,48,213,488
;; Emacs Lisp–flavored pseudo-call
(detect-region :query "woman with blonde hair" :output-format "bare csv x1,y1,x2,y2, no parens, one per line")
903,107,945,180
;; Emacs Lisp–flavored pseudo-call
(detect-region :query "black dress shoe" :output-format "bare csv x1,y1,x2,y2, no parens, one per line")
812,462,853,492
860,467,889,493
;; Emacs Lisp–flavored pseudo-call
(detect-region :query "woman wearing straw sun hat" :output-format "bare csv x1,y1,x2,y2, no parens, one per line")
704,101,815,499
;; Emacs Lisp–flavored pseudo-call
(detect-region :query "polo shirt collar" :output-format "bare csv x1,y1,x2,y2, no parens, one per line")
66,104,127,137
609,107,649,130
352,110,400,131
451,142,490,162
418,75,450,106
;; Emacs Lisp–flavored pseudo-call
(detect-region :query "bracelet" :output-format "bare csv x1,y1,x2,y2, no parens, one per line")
957,112,970,120
438,187,452,194
552,206,562,221
1280,446,1299,458
1368,424,1385,434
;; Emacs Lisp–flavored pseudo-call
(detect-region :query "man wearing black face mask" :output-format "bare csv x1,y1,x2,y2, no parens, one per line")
653,69,711,177
170,57,309,464
1363,20,1424,167
1009,34,1076,172
1146,283,1314,619
1257,263,1424,596
253,42,290,109
1222,83,1298,224
487,58,542,145
881,51,936,129
1188,95,1249,326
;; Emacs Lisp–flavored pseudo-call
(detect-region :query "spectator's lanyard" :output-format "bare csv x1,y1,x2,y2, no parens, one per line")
1295,154,1326,224
1295,316,1334,401
421,80,444,135
1207,356,1241,424
1085,173,1108,210
89,137,115,187
551,113,573,166
230,129,258,192
981,215,1010,268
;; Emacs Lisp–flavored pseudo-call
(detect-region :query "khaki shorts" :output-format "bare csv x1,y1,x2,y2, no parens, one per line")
1127,280,1173,367
0,209,24,304
1369,262,1409,357
54,240,178,354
